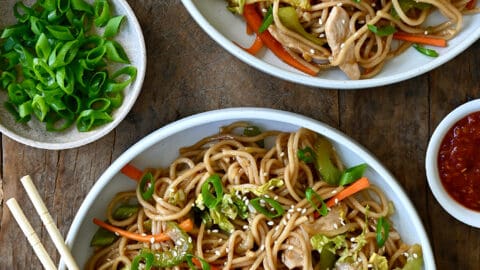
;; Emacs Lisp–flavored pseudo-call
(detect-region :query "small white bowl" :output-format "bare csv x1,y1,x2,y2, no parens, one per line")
0,0,146,150
426,99,480,228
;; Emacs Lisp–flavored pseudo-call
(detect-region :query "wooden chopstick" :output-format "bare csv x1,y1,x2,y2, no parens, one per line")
6,198,57,270
19,175,79,270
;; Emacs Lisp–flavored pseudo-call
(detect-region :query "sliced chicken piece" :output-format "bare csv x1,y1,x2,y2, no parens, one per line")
282,236,303,269
301,203,348,237
324,6,360,80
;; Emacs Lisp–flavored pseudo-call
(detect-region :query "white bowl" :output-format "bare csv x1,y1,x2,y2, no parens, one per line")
0,0,146,150
425,99,480,228
181,0,480,89
60,108,435,269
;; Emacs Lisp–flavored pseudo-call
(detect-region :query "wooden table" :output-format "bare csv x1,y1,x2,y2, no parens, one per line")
0,0,479,269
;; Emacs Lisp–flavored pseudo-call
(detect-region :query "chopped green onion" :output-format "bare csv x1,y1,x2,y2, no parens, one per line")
243,125,264,147
0,0,136,132
297,146,315,163
339,163,368,186
139,172,155,200
131,252,154,270
305,187,329,216
103,15,125,38
413,44,439,57
201,174,224,209
376,216,390,247
367,24,396,37
250,197,284,219
258,6,273,33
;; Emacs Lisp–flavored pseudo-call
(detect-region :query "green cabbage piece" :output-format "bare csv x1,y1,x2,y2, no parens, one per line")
369,253,388,270
231,178,284,196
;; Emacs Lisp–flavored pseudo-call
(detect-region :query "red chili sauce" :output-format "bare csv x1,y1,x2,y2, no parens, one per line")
438,111,480,212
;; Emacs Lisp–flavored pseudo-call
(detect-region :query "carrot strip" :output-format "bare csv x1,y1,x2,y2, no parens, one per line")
393,32,447,47
120,163,143,181
326,177,370,208
191,258,221,270
245,35,264,55
242,4,318,76
93,218,194,243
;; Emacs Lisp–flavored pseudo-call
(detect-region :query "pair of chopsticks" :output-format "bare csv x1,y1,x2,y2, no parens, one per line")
6,175,79,270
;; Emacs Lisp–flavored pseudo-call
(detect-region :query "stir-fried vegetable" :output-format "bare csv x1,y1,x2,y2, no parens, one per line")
376,216,390,247
413,44,439,57
313,136,342,185
278,6,324,45
139,172,155,200
250,196,285,218
305,187,329,217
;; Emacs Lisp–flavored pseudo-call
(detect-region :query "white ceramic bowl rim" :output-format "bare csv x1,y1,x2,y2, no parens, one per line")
426,99,480,228
180,0,480,89
61,107,435,269
0,0,146,150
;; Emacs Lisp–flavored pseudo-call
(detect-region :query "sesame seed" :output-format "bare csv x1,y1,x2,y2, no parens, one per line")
212,229,219,233
283,219,288,225
226,247,230,253
287,245,294,250
309,49,315,54
301,208,307,214
424,31,428,35
297,208,302,212
331,190,338,194
340,43,345,49
341,19,345,24
267,221,274,226
337,3,343,6
150,237,155,244
413,253,418,259
333,223,338,229
215,250,221,256
280,152,285,157
274,196,278,200
243,225,249,230
260,245,265,251
287,213,291,219
319,19,323,25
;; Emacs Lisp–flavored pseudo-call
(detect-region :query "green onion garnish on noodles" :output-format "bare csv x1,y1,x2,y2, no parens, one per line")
131,252,154,270
258,6,273,33
139,172,155,200
201,174,224,209
297,146,315,163
250,197,285,219
306,187,329,217
367,24,397,37
338,163,367,186
413,44,439,57
376,216,390,247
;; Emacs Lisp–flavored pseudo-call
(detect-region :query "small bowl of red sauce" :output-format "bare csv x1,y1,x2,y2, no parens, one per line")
426,99,480,228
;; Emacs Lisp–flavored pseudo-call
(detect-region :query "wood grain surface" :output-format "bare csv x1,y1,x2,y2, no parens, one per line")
0,0,479,269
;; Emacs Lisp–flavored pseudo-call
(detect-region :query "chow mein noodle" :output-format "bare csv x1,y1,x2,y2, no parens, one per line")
88,123,423,269
226,0,478,79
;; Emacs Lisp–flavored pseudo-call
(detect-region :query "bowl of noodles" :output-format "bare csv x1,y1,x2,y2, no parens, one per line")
61,108,435,269
181,0,480,89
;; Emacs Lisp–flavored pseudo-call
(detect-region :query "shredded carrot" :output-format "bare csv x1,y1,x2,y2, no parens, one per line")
245,35,264,55
326,177,370,208
242,4,318,76
393,32,447,47
93,218,194,243
191,258,221,270
246,24,254,35
120,163,143,181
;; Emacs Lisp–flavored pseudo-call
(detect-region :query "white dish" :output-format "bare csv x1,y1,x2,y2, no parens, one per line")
181,0,480,89
425,99,480,228
0,0,146,150
61,107,435,269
